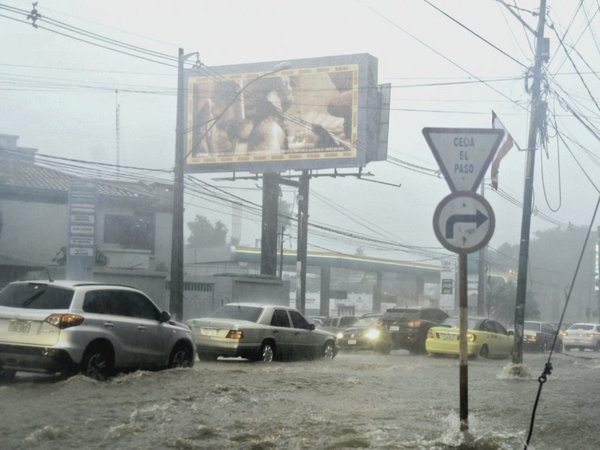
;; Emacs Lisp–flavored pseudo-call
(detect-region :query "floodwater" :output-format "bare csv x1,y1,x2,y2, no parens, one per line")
1,350,598,450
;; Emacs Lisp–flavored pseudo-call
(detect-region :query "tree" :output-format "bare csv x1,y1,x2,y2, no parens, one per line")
490,225,595,321
187,215,228,248
487,280,540,326
278,199,293,232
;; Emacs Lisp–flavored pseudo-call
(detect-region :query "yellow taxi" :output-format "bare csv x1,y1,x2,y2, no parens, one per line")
426,316,513,358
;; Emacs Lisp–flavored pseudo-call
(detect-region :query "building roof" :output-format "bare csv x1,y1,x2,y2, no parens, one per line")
0,254,44,269
231,246,441,276
0,147,172,205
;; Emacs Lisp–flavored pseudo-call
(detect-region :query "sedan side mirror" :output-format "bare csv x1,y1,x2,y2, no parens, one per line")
307,323,315,331
159,310,171,322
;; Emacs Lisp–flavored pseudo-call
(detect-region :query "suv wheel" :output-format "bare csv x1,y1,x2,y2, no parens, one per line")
81,343,113,381
169,343,194,368
322,341,336,359
0,368,16,382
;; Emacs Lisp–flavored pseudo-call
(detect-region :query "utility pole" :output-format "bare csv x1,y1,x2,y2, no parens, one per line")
296,170,310,314
279,225,285,279
170,48,185,321
513,0,548,364
478,182,487,316
170,48,198,321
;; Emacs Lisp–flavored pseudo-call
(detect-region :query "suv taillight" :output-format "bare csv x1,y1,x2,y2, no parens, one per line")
408,319,424,328
44,314,84,329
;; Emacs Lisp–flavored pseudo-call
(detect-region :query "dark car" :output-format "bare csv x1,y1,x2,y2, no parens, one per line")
523,320,563,352
336,315,383,352
375,307,449,354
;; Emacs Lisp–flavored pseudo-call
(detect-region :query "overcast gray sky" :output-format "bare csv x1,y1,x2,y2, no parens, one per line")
2,0,599,266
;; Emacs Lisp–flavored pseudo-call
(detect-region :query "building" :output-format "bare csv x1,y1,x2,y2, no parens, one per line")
0,134,173,305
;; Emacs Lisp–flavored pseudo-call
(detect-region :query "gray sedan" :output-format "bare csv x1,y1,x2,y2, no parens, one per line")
187,303,338,362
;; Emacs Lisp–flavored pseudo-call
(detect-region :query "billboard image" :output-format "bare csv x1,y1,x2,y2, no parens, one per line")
184,53,388,173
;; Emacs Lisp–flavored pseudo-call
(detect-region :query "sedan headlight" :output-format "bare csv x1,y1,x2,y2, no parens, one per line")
337,332,344,339
366,328,381,340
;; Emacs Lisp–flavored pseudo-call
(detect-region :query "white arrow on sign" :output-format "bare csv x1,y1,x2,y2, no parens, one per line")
433,191,495,254
422,127,504,192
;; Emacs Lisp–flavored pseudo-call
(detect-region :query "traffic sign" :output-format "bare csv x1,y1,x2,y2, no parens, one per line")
423,127,504,192
433,191,495,254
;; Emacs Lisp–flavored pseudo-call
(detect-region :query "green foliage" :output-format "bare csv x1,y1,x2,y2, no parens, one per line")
487,280,540,326
278,199,293,232
488,225,594,321
187,215,228,248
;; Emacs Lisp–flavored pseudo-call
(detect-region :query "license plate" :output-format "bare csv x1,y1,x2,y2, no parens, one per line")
200,328,217,336
8,320,31,333
390,326,400,331
348,339,357,345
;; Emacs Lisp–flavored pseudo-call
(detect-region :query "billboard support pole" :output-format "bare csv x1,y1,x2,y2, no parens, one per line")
261,173,280,276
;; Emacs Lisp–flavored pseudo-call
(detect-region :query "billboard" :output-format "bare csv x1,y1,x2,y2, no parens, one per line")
184,53,389,173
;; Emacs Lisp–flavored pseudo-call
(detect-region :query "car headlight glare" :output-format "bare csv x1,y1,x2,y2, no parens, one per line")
337,332,343,339
366,328,380,340
466,332,476,342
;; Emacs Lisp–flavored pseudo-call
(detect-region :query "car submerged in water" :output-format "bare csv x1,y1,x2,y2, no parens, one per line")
336,315,386,352
425,316,513,359
0,280,195,381
523,320,563,352
561,323,600,351
374,307,449,354
187,303,338,362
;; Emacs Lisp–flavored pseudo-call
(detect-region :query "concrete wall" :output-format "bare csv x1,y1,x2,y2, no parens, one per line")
0,196,172,276
90,267,169,311
0,199,68,265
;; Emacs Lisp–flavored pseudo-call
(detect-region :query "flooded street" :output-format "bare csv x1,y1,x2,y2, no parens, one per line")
1,350,598,450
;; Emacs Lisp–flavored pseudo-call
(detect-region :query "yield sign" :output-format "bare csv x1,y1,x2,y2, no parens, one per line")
422,127,504,192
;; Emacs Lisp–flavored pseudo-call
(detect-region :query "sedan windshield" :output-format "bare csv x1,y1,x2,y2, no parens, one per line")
210,305,263,322
0,283,74,309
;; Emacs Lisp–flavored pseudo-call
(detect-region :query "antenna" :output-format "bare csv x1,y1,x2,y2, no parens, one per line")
115,89,121,178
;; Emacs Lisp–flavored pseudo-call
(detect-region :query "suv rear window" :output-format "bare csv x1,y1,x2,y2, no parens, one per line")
0,283,74,310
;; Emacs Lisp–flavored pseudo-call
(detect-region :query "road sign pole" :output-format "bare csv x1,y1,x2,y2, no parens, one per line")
458,252,468,431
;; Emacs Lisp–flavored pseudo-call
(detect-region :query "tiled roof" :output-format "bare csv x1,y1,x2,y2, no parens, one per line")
0,157,172,202
0,253,44,268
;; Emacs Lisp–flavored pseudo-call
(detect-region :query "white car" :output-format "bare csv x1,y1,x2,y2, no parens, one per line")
562,323,600,351
187,303,338,362
0,280,195,380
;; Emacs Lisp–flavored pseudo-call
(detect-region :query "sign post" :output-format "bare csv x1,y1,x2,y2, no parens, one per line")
423,127,502,432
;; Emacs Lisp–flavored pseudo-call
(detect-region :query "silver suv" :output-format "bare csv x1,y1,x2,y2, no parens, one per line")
0,280,195,381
